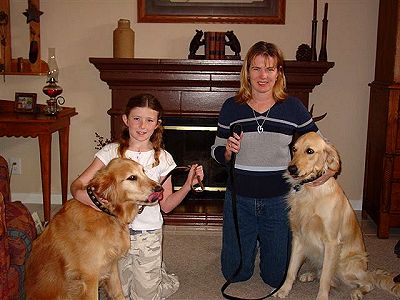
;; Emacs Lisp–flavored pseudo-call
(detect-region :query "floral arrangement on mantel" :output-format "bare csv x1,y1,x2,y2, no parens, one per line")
94,132,111,150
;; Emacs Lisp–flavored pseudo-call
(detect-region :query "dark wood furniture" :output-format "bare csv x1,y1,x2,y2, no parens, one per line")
0,100,77,222
362,0,400,238
89,58,334,225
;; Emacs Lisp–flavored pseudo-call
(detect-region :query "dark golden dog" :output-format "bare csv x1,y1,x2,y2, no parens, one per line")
275,132,400,300
25,158,163,300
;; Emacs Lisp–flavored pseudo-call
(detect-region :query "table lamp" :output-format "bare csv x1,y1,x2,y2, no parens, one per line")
42,48,65,115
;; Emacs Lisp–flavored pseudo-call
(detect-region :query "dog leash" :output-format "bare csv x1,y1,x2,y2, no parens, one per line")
221,124,287,300
160,165,205,192
136,165,205,214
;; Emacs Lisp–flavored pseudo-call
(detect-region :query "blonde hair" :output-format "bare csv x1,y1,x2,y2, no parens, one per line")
236,41,287,104
118,94,164,167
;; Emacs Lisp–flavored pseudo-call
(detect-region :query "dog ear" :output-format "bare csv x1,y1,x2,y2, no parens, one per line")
89,170,118,205
324,142,341,173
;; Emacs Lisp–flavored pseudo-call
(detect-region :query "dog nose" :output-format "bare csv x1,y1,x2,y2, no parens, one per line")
288,165,298,176
154,185,163,193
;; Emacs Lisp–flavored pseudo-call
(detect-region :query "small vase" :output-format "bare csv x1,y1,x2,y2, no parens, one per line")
113,19,134,58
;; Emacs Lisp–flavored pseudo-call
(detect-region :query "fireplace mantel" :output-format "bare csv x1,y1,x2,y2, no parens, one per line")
89,58,334,225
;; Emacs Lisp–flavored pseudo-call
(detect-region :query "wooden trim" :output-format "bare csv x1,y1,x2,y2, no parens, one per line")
138,0,285,24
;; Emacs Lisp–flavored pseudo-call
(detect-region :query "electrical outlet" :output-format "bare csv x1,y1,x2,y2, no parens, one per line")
8,157,22,175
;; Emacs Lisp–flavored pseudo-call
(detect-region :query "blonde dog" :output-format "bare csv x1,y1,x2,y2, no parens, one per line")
275,132,400,300
25,158,163,300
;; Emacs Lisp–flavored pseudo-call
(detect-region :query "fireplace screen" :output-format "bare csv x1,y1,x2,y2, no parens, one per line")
163,117,227,200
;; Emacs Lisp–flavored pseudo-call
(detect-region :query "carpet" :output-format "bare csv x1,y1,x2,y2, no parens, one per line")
163,228,400,300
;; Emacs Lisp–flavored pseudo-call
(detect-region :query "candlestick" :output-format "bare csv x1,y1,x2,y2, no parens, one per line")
311,0,318,60
318,3,328,61
313,0,317,20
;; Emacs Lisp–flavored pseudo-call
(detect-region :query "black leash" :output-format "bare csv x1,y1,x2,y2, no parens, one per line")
221,124,285,300
160,165,205,192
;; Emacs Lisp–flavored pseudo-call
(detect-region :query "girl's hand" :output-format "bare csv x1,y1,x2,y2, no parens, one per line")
184,164,204,191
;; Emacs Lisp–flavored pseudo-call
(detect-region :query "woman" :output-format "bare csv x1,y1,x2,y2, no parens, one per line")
211,41,331,287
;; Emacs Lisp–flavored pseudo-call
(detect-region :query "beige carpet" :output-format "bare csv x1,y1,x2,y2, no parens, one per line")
163,227,400,300
26,204,399,299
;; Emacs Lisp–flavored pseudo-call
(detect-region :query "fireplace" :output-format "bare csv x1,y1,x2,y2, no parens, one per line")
89,58,334,225
163,116,226,195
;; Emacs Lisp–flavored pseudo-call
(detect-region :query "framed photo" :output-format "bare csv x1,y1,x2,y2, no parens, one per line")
14,92,37,113
138,0,286,24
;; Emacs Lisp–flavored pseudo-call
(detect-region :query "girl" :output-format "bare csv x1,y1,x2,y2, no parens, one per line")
71,93,204,300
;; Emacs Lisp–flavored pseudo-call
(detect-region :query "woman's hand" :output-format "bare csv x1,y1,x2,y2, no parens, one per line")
224,132,243,161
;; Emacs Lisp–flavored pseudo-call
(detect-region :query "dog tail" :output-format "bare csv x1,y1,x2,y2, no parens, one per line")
371,269,400,297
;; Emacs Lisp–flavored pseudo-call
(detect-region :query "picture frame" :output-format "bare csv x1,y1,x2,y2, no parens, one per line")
14,92,37,113
137,0,286,24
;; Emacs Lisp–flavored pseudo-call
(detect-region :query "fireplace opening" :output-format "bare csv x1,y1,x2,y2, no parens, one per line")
163,116,226,201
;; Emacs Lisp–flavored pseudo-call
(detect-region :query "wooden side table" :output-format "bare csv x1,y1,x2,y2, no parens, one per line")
0,100,77,222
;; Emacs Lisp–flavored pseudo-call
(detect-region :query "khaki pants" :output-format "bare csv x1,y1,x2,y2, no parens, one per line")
118,229,179,300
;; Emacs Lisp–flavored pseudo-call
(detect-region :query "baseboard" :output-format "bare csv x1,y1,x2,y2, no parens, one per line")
350,199,362,210
14,192,364,211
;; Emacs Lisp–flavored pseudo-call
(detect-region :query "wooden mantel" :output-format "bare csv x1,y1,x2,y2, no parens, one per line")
89,58,334,140
89,58,334,225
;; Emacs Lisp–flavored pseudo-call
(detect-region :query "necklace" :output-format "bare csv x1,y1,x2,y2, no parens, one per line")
135,150,141,160
252,108,271,134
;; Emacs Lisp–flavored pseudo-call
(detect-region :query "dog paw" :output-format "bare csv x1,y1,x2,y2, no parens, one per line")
350,289,364,300
273,288,290,298
299,271,316,282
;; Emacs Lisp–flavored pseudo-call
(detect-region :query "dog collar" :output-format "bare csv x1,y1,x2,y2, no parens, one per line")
293,172,324,192
86,186,115,217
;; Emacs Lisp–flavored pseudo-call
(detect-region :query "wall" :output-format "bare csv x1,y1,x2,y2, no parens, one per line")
0,0,379,210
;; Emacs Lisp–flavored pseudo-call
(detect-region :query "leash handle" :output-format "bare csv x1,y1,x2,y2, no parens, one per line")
160,165,205,192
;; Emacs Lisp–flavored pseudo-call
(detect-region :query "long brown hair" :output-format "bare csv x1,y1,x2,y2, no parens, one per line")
118,93,164,167
236,41,287,104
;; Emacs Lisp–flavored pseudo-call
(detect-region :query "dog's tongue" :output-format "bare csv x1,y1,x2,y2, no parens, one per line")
147,191,164,203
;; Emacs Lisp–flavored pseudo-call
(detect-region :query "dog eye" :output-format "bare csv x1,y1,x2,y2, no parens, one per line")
306,148,314,154
127,175,137,181
292,147,297,153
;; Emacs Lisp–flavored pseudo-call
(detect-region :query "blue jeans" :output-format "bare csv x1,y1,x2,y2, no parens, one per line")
221,190,291,288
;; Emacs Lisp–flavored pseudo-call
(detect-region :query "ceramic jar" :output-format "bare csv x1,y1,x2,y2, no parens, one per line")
113,19,134,58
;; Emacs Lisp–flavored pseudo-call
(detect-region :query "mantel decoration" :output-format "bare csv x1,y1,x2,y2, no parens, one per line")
296,0,329,62
188,30,241,60
113,19,134,58
42,48,65,115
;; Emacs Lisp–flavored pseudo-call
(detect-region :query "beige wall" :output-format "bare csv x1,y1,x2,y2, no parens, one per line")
0,0,379,209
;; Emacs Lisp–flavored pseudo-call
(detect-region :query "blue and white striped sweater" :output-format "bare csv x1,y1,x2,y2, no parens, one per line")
211,96,319,198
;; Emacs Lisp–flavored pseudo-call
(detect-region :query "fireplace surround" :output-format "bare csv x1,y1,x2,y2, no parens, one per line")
89,58,334,225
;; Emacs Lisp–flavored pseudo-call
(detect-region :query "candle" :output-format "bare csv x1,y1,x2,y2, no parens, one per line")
313,0,317,19
323,3,328,20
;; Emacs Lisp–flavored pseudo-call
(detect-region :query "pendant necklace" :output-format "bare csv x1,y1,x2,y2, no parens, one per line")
252,108,271,134
135,151,141,161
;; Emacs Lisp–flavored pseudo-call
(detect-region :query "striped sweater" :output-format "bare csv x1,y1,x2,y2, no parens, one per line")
211,96,319,198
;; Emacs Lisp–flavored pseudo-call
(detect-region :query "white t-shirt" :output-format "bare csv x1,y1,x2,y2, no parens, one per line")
95,143,176,230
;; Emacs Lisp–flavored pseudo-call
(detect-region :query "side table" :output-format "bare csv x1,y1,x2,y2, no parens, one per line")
0,100,77,222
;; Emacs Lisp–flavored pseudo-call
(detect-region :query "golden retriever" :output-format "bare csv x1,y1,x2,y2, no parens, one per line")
25,158,163,300
275,132,400,300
